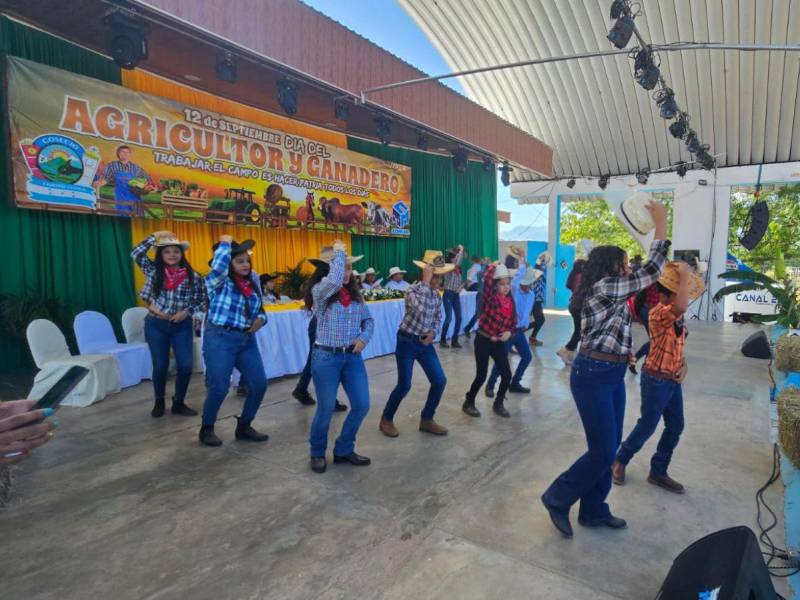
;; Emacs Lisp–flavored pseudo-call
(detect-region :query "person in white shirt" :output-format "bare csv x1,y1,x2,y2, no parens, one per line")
465,256,482,292
385,266,410,291
361,267,382,290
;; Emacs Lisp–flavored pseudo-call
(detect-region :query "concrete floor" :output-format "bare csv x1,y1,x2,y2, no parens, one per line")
0,314,790,599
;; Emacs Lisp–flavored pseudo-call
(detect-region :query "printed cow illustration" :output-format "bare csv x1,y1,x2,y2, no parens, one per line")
318,197,364,232
361,200,393,233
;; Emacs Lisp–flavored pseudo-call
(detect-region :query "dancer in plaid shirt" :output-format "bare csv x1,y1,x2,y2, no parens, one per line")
440,245,465,348
542,201,670,538
379,251,454,438
462,262,517,418
132,231,204,419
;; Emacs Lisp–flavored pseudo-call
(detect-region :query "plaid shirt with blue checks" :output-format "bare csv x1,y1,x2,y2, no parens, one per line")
205,242,267,330
131,236,205,315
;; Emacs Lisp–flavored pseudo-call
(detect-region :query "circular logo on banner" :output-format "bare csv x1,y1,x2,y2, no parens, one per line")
32,135,85,185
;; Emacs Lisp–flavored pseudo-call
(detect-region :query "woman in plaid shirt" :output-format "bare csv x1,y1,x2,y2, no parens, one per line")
462,263,517,418
132,231,205,419
305,241,374,474
541,201,669,538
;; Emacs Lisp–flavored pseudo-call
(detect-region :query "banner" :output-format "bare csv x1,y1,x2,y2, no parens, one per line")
6,57,412,237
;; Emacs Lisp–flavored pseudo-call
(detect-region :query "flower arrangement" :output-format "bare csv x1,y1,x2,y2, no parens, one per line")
362,288,405,302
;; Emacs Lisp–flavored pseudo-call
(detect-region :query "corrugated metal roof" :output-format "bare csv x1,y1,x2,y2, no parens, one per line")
400,0,800,178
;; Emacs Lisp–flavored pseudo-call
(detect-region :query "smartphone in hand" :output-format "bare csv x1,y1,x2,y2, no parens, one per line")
33,366,90,410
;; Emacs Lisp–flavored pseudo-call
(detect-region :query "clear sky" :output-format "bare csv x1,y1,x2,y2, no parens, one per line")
302,0,549,237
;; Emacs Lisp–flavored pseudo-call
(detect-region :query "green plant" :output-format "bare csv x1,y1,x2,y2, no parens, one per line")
276,260,311,300
0,293,75,367
712,270,800,328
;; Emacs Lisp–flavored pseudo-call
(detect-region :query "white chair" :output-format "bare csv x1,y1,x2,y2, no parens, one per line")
26,319,121,407
121,307,149,343
74,311,152,388
280,295,292,303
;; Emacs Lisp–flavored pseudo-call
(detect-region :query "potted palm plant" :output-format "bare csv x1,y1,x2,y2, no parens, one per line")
276,259,311,300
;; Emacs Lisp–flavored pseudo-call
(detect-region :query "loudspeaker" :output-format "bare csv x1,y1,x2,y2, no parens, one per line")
740,201,769,251
741,331,772,359
656,526,776,599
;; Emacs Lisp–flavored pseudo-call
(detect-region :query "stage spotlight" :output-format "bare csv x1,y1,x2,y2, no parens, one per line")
277,79,298,115
104,12,149,70
375,117,391,145
696,150,716,170
654,88,678,119
483,157,495,173
215,50,237,83
334,99,349,121
608,15,635,49
669,113,689,139
633,47,660,91
675,161,688,178
610,0,629,19
416,133,429,151
453,148,468,174
636,169,649,185
566,178,576,188
685,131,701,154
499,161,513,186
598,174,610,190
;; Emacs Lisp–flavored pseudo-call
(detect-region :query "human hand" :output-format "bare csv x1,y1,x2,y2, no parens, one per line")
499,331,512,342
220,234,234,244
170,310,189,323
352,339,366,353
152,230,173,239
248,318,265,334
421,332,435,346
676,261,692,277
0,400,56,464
674,363,688,383
422,264,434,283
333,239,346,252
646,201,668,234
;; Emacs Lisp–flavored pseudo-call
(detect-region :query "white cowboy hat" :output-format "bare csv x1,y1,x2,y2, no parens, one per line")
364,267,379,276
493,264,514,280
154,232,190,250
388,266,407,276
413,250,456,275
352,269,361,277
520,269,543,286
309,246,363,269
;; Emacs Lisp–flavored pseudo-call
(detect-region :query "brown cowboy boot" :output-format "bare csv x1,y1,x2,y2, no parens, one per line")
612,461,626,485
419,419,448,436
648,473,685,494
379,418,399,438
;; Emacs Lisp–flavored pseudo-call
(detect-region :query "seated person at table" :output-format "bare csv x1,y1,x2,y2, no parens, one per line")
384,267,410,292
361,268,382,290
260,273,281,304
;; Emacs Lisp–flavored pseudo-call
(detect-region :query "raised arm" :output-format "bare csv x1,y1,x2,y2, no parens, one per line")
206,236,233,293
600,239,670,301
312,243,346,307
130,234,157,276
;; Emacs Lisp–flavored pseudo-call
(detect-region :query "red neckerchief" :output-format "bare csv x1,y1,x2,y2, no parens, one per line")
234,275,254,297
163,267,187,290
338,287,352,307
498,294,513,318
454,266,462,277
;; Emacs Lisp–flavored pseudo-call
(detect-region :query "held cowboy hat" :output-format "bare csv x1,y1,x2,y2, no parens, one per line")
493,264,515,280
657,262,706,301
507,244,526,260
520,268,543,287
154,232,190,251
388,266,407,276
208,239,255,266
537,251,553,266
413,250,456,275
308,245,363,270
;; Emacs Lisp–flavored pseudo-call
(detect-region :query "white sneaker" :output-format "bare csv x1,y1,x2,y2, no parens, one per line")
556,347,573,365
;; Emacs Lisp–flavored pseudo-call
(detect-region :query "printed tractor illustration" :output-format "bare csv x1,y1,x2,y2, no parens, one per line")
207,187,262,224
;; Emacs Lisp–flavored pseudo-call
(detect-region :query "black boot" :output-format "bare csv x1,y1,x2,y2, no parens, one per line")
199,425,222,447
292,388,316,406
235,417,269,442
493,398,511,418
451,337,463,349
151,398,165,418
171,397,197,416
462,395,481,418
334,400,348,412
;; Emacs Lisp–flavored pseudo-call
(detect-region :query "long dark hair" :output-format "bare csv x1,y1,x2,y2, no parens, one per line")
303,263,363,312
152,246,196,297
571,246,627,311
566,258,586,291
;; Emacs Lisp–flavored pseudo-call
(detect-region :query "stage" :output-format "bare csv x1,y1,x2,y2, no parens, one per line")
0,315,790,599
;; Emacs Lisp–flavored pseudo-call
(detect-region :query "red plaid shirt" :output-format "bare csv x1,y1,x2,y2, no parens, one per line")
478,264,516,337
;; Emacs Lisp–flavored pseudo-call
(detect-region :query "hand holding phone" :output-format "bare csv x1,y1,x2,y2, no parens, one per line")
0,400,55,464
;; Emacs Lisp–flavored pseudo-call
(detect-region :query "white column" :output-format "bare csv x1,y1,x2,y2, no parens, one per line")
546,193,559,307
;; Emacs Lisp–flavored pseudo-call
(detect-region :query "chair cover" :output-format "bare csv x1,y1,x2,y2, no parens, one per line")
26,319,121,407
121,307,149,343
74,311,152,388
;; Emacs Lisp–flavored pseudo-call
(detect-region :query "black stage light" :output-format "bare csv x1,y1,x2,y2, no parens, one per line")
416,133,429,151
598,174,610,190
375,117,391,145
637,64,660,90
334,99,349,121
675,161,688,178
633,47,660,90
104,12,149,70
216,50,237,83
654,88,678,119
696,150,716,170
636,169,649,185
483,157,495,173
566,178,576,188
685,131,701,154
608,15,635,49
499,161,512,186
453,147,468,174
277,79,298,116
669,113,689,139
610,0,629,19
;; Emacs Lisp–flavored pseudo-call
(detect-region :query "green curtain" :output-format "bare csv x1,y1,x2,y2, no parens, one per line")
0,17,135,372
346,138,498,278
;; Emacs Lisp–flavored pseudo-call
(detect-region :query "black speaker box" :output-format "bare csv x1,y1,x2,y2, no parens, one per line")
656,526,776,599
741,331,772,360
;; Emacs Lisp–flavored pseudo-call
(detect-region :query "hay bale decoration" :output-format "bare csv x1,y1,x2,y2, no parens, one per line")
775,334,800,373
778,386,800,470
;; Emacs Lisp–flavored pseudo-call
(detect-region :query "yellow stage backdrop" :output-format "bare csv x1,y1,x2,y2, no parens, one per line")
123,70,352,296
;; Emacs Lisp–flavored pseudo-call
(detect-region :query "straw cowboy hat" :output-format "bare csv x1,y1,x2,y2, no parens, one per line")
537,251,553,265
507,244,526,260
520,268,543,287
388,266,407,276
154,232,190,251
413,250,456,275
308,246,363,269
658,262,706,301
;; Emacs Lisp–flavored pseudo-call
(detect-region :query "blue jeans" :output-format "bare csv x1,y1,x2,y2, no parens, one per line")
201,324,267,427
440,290,462,342
487,330,532,389
309,349,370,457
543,354,627,521
382,332,447,421
616,373,684,476
295,316,317,393
144,316,194,403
